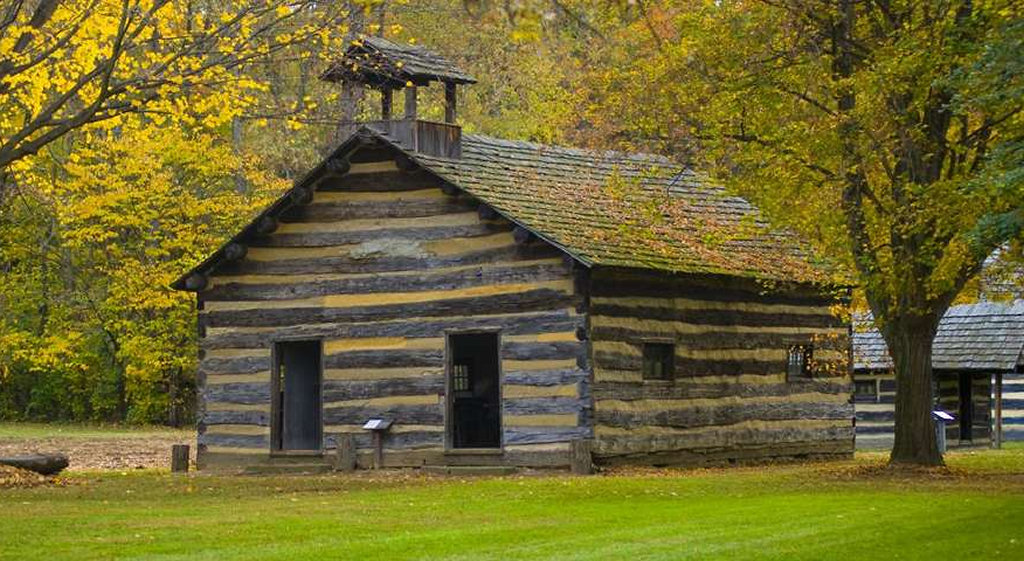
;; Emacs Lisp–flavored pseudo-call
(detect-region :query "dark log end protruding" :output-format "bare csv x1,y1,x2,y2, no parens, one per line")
184,273,208,292
326,157,351,176
478,203,498,221
575,325,588,341
224,242,247,262
569,440,593,475
513,226,535,245
255,215,278,235
440,183,460,197
290,186,314,205
395,154,417,172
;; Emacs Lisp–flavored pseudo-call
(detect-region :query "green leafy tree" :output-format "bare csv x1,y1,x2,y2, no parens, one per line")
0,0,352,423
582,0,1024,465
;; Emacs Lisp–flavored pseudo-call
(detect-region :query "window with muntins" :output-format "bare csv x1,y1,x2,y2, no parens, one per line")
642,343,675,380
452,363,471,393
787,345,812,381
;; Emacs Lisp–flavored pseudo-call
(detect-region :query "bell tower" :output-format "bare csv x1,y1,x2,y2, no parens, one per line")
321,37,476,158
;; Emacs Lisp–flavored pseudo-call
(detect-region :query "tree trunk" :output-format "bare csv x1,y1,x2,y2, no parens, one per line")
887,320,943,466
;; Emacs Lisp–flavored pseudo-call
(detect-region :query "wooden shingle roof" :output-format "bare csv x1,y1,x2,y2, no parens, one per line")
173,127,832,289
853,301,1024,372
410,133,826,282
321,37,476,87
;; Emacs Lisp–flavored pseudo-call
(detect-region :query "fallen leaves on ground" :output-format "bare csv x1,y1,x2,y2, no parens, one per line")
0,465,48,488
0,434,194,471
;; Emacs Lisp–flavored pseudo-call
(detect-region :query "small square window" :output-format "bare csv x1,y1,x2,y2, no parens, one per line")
452,364,471,393
642,343,675,381
854,379,878,402
787,345,813,381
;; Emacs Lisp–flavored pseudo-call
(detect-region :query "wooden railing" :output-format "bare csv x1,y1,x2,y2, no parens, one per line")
361,119,462,158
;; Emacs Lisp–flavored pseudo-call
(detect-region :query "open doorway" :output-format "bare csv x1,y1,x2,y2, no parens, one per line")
447,332,501,449
958,372,973,442
272,340,322,452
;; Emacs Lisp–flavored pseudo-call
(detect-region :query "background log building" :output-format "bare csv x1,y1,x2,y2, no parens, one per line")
174,38,853,472
853,301,1024,449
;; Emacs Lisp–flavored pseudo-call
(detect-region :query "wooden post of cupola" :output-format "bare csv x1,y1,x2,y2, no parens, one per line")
404,86,417,119
381,88,393,119
444,82,457,124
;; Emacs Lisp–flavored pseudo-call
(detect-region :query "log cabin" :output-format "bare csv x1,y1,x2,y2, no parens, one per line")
173,38,854,473
853,300,1024,449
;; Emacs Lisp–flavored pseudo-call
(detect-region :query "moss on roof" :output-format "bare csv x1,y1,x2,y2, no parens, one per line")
411,133,828,283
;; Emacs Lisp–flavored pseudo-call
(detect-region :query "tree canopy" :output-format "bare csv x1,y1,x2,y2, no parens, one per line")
570,0,1024,464
0,0,1021,466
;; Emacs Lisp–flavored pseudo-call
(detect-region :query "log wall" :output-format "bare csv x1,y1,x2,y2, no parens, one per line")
587,268,855,466
851,373,896,449
195,156,587,469
1005,374,1024,442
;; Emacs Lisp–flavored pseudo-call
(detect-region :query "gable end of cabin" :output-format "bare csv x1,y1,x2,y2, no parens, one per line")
191,141,594,471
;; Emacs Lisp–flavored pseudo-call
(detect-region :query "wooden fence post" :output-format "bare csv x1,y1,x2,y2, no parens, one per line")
171,444,190,473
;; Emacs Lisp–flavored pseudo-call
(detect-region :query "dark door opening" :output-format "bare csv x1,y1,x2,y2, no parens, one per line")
448,332,501,449
958,372,973,442
273,340,322,451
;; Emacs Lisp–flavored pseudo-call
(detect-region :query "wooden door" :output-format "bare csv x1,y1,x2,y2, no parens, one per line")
447,332,502,449
274,340,322,451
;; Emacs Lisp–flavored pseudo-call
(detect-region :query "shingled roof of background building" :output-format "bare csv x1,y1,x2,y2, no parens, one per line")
173,128,836,289
853,301,1024,371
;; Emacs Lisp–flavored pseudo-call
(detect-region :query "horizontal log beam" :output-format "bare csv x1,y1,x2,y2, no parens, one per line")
315,169,433,192
590,303,841,329
204,261,569,302
256,221,509,248
594,401,853,430
217,244,562,275
203,311,581,349
593,424,855,456
590,270,834,306
280,198,475,223
205,288,577,328
591,380,852,401
590,327,849,352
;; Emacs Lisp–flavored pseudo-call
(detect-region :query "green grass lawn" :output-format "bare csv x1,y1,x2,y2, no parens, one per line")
2,446,1023,561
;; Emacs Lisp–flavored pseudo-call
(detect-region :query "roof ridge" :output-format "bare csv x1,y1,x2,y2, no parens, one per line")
461,133,680,167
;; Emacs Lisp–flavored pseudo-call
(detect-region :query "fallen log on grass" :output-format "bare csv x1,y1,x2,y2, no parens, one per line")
0,453,69,475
